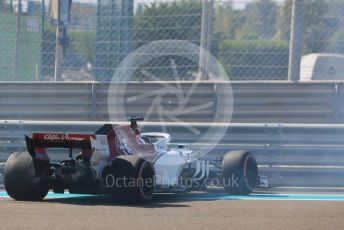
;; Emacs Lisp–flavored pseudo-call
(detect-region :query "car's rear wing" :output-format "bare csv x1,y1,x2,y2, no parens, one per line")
25,133,95,159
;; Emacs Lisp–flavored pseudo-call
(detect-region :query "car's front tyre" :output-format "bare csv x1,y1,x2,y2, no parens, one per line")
222,150,258,195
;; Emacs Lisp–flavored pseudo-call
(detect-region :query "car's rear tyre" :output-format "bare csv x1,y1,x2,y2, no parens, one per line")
222,151,258,195
4,152,49,201
105,155,155,203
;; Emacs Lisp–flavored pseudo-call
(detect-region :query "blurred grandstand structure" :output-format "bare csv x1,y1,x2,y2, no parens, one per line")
1,0,344,81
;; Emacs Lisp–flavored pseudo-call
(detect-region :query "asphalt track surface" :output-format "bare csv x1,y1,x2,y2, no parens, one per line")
1,190,344,230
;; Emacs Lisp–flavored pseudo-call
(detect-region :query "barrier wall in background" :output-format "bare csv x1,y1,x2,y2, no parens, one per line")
0,81,343,123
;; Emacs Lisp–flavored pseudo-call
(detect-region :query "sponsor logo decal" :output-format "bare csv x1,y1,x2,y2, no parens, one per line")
115,130,134,155
44,134,85,141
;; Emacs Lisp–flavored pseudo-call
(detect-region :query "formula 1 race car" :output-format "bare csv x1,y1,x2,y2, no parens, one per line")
4,117,259,203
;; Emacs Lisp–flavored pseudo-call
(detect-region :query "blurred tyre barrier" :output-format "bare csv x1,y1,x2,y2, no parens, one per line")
1,120,344,188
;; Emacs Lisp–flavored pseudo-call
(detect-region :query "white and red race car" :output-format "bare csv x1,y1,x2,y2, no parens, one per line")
4,117,259,203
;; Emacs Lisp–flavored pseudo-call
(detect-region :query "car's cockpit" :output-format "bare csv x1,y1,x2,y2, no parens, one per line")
140,132,171,153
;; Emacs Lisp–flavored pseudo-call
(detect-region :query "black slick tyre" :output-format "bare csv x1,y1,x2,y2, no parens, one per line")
105,155,155,203
222,151,258,195
4,152,49,201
